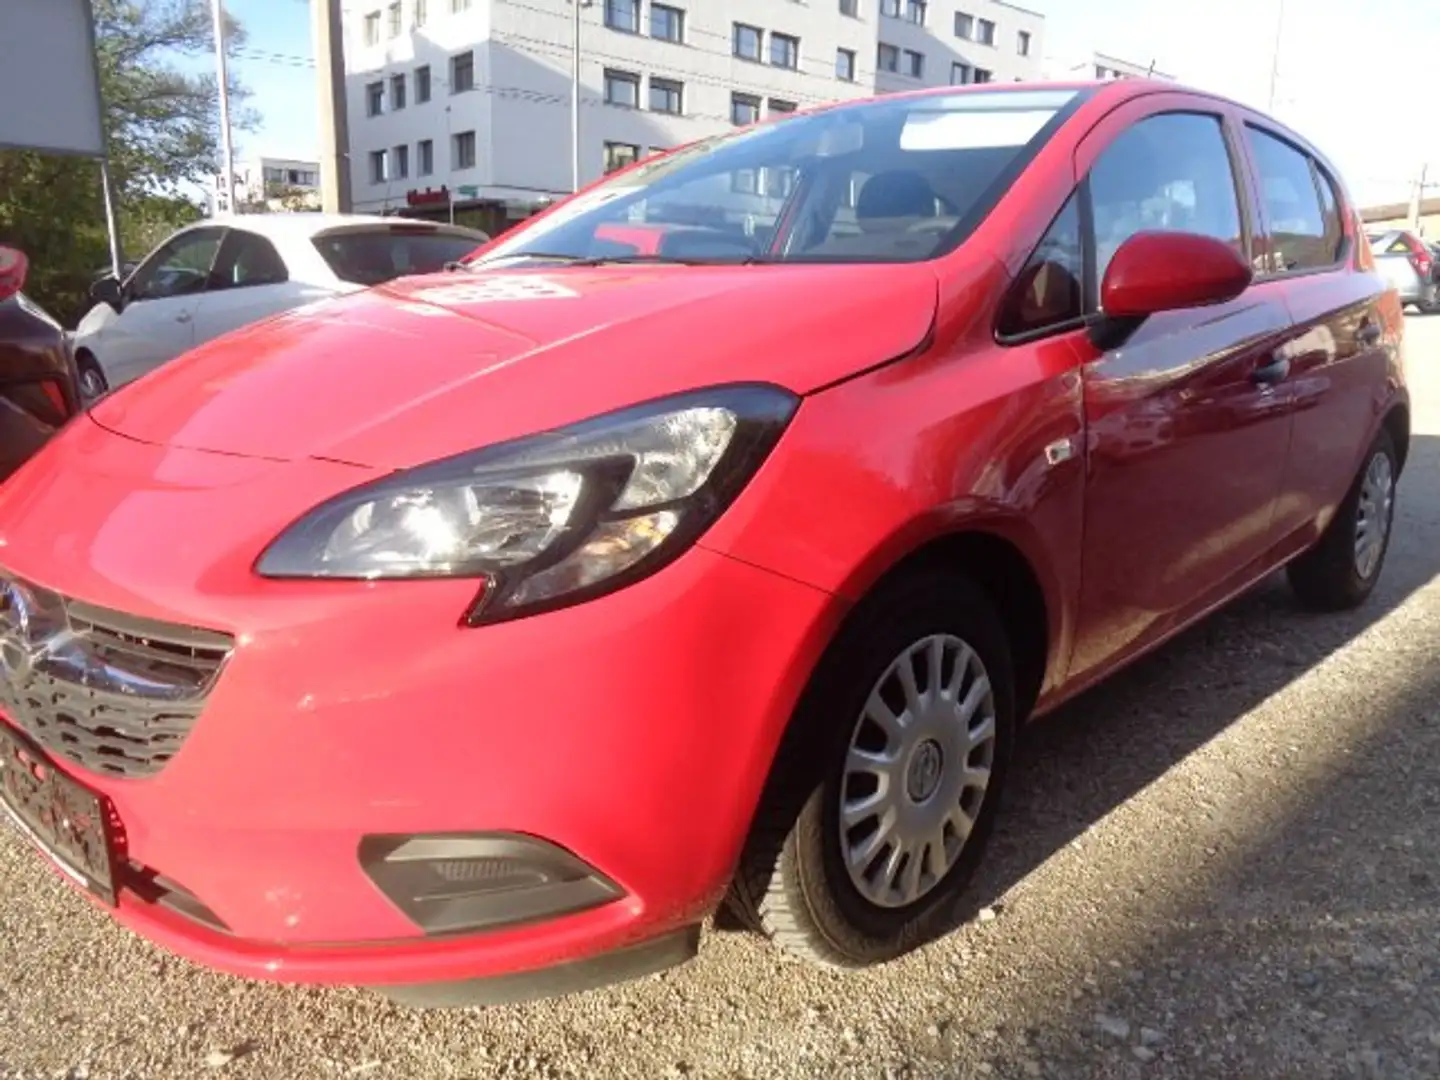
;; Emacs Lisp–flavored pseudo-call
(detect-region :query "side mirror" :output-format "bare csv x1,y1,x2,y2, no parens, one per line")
1100,231,1252,319
90,275,125,311
0,246,29,303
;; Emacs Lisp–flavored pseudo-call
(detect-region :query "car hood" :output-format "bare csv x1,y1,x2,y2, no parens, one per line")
88,263,938,468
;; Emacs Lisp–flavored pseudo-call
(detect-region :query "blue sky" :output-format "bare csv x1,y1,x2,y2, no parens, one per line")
212,0,1439,207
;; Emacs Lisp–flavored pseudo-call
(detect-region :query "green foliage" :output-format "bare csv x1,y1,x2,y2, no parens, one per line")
0,0,253,324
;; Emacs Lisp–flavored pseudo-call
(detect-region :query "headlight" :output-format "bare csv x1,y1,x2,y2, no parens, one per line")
255,384,798,623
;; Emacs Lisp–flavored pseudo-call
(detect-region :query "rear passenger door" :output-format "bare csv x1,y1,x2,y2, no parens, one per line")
1066,99,1300,684
1234,121,1390,545
194,229,309,347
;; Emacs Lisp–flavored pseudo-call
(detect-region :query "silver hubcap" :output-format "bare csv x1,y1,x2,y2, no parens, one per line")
79,369,105,401
1354,451,1394,580
839,633,998,909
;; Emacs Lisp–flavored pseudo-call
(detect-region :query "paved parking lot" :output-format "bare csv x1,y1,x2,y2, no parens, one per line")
2,316,1439,1080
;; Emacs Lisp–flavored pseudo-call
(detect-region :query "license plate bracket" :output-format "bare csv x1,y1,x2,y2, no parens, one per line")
0,723,118,905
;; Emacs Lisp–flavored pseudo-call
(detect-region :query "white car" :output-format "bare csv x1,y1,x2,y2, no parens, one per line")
73,214,490,399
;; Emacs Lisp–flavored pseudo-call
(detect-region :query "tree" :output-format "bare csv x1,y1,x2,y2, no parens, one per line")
0,0,254,322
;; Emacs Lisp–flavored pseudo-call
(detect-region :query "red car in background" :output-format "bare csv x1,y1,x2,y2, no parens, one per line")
0,81,1408,1007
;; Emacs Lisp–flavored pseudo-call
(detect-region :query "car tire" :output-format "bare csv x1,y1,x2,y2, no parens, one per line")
76,352,109,403
729,567,1016,969
1287,426,1399,612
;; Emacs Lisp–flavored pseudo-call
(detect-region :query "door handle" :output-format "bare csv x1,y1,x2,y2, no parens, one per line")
1251,353,1290,387
1357,320,1382,347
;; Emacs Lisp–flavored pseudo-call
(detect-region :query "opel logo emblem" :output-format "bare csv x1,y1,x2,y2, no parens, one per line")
906,739,945,803
0,580,41,682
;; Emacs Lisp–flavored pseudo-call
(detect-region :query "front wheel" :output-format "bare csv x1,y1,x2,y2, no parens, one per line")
76,354,109,403
1287,427,1399,611
730,569,1016,969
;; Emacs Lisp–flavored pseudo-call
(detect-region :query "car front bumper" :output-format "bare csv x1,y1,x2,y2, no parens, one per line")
0,417,839,997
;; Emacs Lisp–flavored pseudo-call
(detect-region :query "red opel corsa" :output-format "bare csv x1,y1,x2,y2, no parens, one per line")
0,81,1408,1006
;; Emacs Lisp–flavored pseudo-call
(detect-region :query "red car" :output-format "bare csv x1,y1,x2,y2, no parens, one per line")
0,81,1408,1007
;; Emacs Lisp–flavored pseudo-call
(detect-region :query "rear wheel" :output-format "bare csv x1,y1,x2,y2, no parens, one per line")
730,569,1016,968
75,352,108,403
1287,427,1398,611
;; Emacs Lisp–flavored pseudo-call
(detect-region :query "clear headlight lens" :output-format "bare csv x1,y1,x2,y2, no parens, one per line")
255,384,798,623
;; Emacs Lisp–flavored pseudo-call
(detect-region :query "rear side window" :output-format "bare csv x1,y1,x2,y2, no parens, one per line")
210,231,289,289
312,230,486,286
1312,165,1346,263
1244,126,1335,273
997,193,1083,338
1087,112,1243,283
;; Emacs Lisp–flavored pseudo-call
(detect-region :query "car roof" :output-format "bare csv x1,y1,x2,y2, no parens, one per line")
196,213,486,240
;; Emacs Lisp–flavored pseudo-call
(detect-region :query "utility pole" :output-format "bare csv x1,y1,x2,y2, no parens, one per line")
211,0,237,214
1410,163,1430,233
1266,0,1285,112
313,0,353,213
571,0,583,193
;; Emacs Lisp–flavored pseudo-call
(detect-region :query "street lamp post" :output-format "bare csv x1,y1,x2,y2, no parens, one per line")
1266,0,1285,112
211,0,237,213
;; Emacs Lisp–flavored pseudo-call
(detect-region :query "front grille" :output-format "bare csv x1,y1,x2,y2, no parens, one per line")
0,575,233,779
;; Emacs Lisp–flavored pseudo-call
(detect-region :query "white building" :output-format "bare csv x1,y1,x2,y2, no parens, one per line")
211,156,322,215
1046,49,1174,83
343,0,1048,223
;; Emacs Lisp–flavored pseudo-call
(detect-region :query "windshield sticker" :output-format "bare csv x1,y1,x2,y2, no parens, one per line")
899,109,1056,152
410,277,580,305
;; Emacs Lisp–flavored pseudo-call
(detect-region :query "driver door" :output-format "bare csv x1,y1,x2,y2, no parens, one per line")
105,227,225,388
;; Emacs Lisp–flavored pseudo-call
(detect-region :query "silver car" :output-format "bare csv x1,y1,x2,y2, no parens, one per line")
1367,228,1440,313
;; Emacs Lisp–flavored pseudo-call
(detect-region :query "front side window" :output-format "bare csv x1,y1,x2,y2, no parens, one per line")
1246,125,1336,273
734,23,763,61
131,231,223,301
1089,112,1243,283
605,0,639,32
997,193,1083,337
472,88,1082,267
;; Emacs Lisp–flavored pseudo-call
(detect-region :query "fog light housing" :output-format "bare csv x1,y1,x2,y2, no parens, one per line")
358,833,623,936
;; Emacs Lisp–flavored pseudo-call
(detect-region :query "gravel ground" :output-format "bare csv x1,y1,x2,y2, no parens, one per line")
3,317,1440,1080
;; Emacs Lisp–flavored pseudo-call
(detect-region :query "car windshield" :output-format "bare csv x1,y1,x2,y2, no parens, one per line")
473,88,1080,267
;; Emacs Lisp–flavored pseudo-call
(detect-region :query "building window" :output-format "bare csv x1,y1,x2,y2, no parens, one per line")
604,68,640,108
1017,30,1031,56
363,11,380,45
977,18,996,45
392,144,409,179
733,23,763,61
880,0,899,15
650,3,683,42
450,50,474,93
954,12,973,39
391,74,407,110
950,62,971,84
903,0,925,23
603,141,640,173
415,65,431,103
452,130,476,170
974,67,992,83
604,0,639,33
731,92,761,126
840,0,859,14
836,48,857,81
769,98,797,116
904,49,924,77
650,77,683,115
365,81,384,116
387,1,401,37
770,33,800,70
418,138,434,176
414,0,427,27
877,42,899,72
451,0,470,11
369,150,386,184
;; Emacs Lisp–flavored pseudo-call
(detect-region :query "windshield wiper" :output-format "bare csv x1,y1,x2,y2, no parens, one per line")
463,252,766,269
